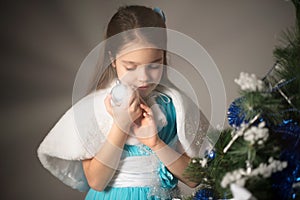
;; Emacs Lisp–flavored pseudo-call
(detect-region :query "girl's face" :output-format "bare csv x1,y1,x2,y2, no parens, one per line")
114,48,164,97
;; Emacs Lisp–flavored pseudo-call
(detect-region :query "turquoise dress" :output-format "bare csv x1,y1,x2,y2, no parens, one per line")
85,94,179,200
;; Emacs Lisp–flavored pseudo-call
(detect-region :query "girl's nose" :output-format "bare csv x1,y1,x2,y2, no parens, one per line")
137,66,148,82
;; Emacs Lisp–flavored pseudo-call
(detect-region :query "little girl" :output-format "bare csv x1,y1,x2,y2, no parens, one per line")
38,5,209,200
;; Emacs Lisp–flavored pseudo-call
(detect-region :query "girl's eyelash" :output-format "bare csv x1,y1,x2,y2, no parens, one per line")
124,63,162,70
125,66,136,71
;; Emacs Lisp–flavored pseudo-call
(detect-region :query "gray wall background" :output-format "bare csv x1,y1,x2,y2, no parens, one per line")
0,0,295,199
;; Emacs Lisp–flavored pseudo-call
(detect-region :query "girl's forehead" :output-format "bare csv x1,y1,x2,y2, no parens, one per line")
117,48,164,64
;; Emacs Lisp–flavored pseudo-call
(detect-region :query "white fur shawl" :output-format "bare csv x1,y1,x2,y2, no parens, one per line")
37,85,209,191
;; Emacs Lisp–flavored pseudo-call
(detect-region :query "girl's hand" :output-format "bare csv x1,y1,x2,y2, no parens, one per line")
132,104,162,148
104,91,142,132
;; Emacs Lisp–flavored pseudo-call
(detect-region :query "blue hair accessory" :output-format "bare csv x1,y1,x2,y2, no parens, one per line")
153,7,166,22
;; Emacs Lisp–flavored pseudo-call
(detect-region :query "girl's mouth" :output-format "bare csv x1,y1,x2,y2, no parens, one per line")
138,86,149,90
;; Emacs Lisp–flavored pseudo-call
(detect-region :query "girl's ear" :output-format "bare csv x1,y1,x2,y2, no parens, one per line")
108,51,116,68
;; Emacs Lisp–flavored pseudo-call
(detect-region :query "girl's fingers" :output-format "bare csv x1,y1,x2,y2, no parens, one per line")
104,94,114,116
140,104,152,115
105,94,111,102
131,98,139,110
104,94,112,109
143,112,149,117
128,92,141,112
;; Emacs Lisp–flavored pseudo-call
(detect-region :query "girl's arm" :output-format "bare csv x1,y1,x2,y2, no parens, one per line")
82,124,127,191
82,93,142,191
82,123,128,191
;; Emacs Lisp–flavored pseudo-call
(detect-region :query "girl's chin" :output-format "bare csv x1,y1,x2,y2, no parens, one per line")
138,90,149,98
138,89,152,98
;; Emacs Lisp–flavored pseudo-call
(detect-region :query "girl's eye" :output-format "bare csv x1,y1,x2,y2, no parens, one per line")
148,63,162,69
125,66,137,71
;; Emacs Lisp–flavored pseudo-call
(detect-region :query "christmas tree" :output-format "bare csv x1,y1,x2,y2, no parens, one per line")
184,1,300,199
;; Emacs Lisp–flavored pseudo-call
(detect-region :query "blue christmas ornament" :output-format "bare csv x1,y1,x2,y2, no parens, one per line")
193,188,216,200
208,150,216,160
203,149,216,161
227,97,246,127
